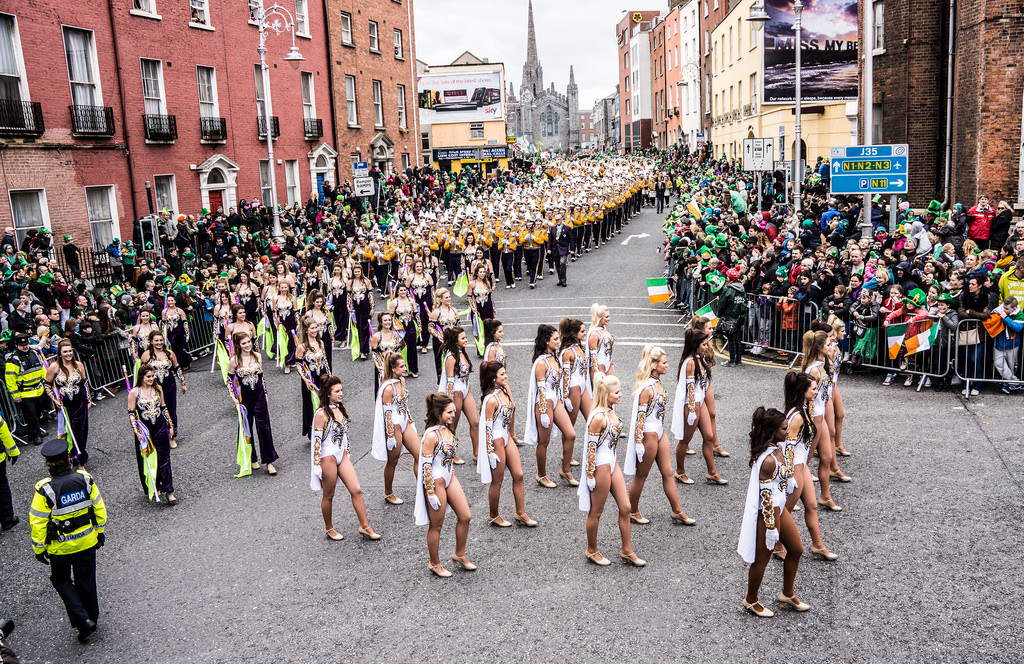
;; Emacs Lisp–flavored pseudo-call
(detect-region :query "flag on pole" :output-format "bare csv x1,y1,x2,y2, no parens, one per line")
647,277,671,304
695,302,719,327
886,322,907,359
904,320,938,355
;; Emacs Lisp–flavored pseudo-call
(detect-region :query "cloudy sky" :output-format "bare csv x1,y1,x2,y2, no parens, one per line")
413,0,635,110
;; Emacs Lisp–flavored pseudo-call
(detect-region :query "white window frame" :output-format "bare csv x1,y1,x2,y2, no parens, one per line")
62,25,103,109
368,20,379,52
0,13,30,102
254,63,266,118
196,66,218,118
345,74,357,126
189,0,213,29
393,28,403,59
372,79,383,127
130,0,161,20
396,83,407,129
140,58,166,115
300,71,315,119
258,160,272,206
339,11,352,45
470,122,484,139
873,1,885,51
8,189,50,249
248,0,262,25
401,153,410,170
85,185,118,251
153,174,177,217
284,159,300,206
294,0,309,38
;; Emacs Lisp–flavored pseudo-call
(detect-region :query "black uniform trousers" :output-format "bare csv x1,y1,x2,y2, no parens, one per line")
50,546,99,630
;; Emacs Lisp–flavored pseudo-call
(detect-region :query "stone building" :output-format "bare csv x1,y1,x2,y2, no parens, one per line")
505,0,579,151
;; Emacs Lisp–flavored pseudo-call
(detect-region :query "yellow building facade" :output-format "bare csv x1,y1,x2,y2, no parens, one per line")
709,0,854,167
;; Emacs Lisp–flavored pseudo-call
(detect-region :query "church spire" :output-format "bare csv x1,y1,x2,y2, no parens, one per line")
526,0,538,64
568,65,576,86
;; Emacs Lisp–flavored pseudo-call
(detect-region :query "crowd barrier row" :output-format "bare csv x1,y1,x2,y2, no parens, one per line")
0,307,216,440
673,279,1022,395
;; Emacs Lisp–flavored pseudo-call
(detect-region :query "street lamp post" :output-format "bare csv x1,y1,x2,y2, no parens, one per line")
255,4,304,240
748,0,803,213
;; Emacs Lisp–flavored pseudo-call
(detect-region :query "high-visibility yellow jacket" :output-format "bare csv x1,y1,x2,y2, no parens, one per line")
0,413,17,463
5,350,45,399
30,468,106,556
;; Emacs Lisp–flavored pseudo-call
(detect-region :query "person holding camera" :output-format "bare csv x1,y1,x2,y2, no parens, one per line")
29,439,107,643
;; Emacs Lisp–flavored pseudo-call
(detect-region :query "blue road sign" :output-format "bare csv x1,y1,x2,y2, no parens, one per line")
828,144,908,195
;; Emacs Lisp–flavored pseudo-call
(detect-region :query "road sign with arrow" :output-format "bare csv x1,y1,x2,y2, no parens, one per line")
828,144,908,195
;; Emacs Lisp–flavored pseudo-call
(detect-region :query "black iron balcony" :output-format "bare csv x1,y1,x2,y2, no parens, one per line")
69,105,115,136
143,114,177,142
0,99,45,137
200,116,227,142
303,117,323,140
257,115,280,139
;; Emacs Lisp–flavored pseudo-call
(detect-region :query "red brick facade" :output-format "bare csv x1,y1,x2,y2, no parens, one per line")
578,111,593,145
699,0,729,143
859,0,1024,205
324,0,419,182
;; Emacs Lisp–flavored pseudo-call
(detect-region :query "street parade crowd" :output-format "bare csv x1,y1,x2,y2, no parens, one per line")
1,142,1023,647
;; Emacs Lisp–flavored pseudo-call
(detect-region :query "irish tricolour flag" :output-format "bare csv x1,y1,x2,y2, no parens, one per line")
695,303,719,327
647,278,671,304
886,320,938,359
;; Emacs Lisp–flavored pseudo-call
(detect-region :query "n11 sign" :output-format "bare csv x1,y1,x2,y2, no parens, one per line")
829,144,908,195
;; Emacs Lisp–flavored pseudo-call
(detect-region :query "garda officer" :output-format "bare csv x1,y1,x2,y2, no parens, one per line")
5,335,46,445
0,411,19,532
30,439,106,643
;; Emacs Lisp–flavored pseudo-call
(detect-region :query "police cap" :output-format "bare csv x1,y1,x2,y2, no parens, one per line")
40,438,69,460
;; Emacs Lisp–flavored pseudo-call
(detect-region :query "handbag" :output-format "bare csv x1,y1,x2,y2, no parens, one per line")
718,319,736,336
958,326,980,346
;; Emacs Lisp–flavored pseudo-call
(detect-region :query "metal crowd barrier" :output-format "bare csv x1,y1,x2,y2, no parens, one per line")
853,316,953,385
953,318,1024,392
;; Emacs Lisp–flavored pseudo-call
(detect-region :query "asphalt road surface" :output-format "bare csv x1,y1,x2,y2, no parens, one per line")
1,206,1021,663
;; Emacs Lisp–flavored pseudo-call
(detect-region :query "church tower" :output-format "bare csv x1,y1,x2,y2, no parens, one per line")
567,65,580,149
520,0,543,100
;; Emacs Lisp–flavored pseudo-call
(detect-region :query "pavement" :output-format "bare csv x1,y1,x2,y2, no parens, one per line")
0,205,1022,663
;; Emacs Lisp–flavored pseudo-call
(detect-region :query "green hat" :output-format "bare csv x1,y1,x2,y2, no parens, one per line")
162,276,174,285
927,200,942,215
704,225,718,235
201,207,210,216
802,219,814,230
37,272,54,285
904,288,927,307
713,233,728,248
872,194,882,204
40,228,50,235
706,271,726,293
63,234,73,242
938,293,958,306
776,266,789,278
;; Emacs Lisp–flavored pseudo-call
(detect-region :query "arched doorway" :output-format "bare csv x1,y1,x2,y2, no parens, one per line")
308,142,338,204
196,154,240,215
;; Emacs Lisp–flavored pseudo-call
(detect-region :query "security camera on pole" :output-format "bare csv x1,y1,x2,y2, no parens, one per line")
254,3,305,240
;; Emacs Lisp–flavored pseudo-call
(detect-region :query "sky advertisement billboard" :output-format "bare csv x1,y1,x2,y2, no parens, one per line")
417,70,504,124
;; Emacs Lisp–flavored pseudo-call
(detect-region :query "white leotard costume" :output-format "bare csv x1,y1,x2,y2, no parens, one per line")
523,354,562,446
371,378,416,461
438,350,471,399
310,407,350,491
577,408,623,511
413,425,458,526
738,446,793,563
671,356,709,439
476,390,514,484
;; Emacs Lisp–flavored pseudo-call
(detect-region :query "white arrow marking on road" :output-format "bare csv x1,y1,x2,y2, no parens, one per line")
893,179,905,187
621,233,650,245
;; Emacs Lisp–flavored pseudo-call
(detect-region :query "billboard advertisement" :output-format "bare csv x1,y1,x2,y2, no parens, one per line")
762,0,859,105
417,70,504,124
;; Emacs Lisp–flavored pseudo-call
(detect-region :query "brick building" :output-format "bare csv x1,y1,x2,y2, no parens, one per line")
860,0,1024,206
577,111,593,148
651,14,667,148
324,0,419,178
616,10,660,150
699,0,730,147
0,1,340,252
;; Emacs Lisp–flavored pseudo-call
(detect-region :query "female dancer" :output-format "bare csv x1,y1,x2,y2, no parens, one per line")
737,407,806,617
261,272,280,357
295,314,331,438
274,260,295,290
346,264,375,360
826,317,852,465
427,288,460,380
161,294,191,370
274,282,299,373
687,315,730,458
388,283,419,377
483,319,507,366
371,352,421,505
587,303,615,382
129,308,159,362
407,258,435,354
310,375,379,541
224,304,257,349
438,326,477,466
45,339,90,466
469,264,495,321
625,345,694,525
227,331,279,476
672,329,728,485
781,371,837,560
140,330,186,449
415,393,474,578
578,372,643,567
559,317,592,431
328,264,350,347
477,360,536,527
800,330,841,512
524,324,577,488
419,244,440,286
306,290,333,369
128,363,175,503
370,312,403,394
234,269,261,326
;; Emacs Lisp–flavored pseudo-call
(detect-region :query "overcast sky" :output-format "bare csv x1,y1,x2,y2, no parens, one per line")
413,0,637,111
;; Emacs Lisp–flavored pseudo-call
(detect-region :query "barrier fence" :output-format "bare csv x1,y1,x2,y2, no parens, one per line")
0,306,216,438
953,318,1024,390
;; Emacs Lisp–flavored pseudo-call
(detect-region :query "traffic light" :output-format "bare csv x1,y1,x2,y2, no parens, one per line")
760,174,774,208
772,170,787,205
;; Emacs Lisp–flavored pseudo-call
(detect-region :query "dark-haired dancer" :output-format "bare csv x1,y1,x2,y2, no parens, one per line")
371,352,421,505
525,324,577,488
227,331,279,477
